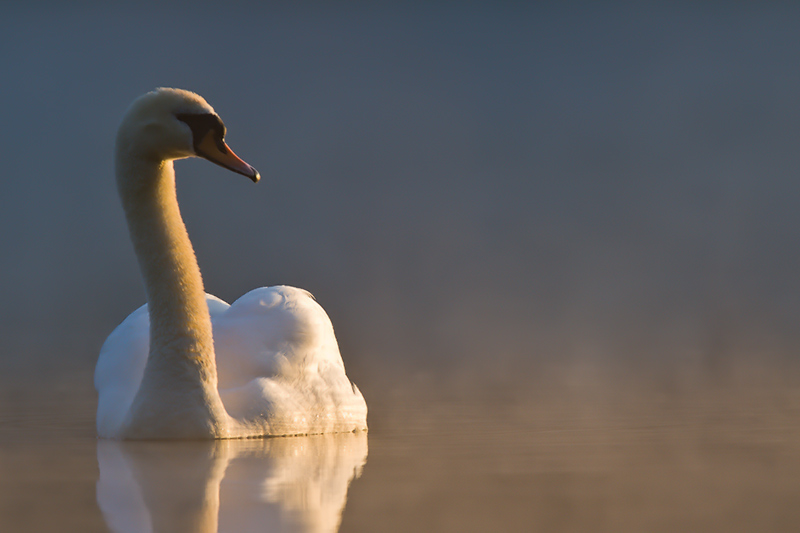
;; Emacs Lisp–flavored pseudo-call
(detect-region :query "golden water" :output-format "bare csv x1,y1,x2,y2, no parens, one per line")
2,369,800,532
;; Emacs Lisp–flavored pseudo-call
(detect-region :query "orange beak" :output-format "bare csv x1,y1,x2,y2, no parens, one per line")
195,131,260,183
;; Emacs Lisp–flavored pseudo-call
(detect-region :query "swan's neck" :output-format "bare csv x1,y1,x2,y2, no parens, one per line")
117,155,228,438
120,159,214,376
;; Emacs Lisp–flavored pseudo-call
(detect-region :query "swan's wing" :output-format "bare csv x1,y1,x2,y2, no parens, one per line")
213,286,367,436
94,288,365,438
95,304,150,438
94,295,230,438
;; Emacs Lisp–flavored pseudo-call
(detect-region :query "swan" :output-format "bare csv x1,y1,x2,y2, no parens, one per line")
95,88,367,439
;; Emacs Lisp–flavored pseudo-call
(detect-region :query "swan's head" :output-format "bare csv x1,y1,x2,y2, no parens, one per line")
117,88,259,182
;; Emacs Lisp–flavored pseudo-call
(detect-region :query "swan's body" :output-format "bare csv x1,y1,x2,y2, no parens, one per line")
95,88,367,439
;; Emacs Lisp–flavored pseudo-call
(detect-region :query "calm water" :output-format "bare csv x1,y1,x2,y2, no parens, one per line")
2,369,800,532
4,4,800,531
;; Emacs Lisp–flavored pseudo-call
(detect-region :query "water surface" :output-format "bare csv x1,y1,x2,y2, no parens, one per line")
2,370,800,532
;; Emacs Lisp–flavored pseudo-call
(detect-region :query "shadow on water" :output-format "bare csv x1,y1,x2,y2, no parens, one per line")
97,433,368,533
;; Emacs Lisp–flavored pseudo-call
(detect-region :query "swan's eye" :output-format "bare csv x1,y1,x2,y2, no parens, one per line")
175,113,226,150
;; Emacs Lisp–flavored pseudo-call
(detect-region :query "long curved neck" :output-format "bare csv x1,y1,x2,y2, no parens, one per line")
118,157,217,384
116,153,229,438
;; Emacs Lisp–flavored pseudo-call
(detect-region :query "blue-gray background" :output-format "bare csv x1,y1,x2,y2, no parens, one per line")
2,2,800,396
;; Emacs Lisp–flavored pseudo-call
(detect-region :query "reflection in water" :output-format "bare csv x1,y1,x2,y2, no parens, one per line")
96,432,368,533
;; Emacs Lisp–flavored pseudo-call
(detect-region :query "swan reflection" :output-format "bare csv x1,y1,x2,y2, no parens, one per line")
97,432,367,533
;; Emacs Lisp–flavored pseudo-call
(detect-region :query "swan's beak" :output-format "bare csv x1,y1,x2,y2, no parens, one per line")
196,132,260,183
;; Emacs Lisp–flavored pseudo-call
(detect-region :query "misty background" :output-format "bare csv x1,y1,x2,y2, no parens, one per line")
2,2,800,401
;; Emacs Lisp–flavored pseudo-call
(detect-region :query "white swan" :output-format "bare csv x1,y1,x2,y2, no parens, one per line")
95,88,367,439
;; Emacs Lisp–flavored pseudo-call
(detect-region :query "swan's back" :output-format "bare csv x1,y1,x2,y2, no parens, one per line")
215,286,367,436
95,287,367,438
